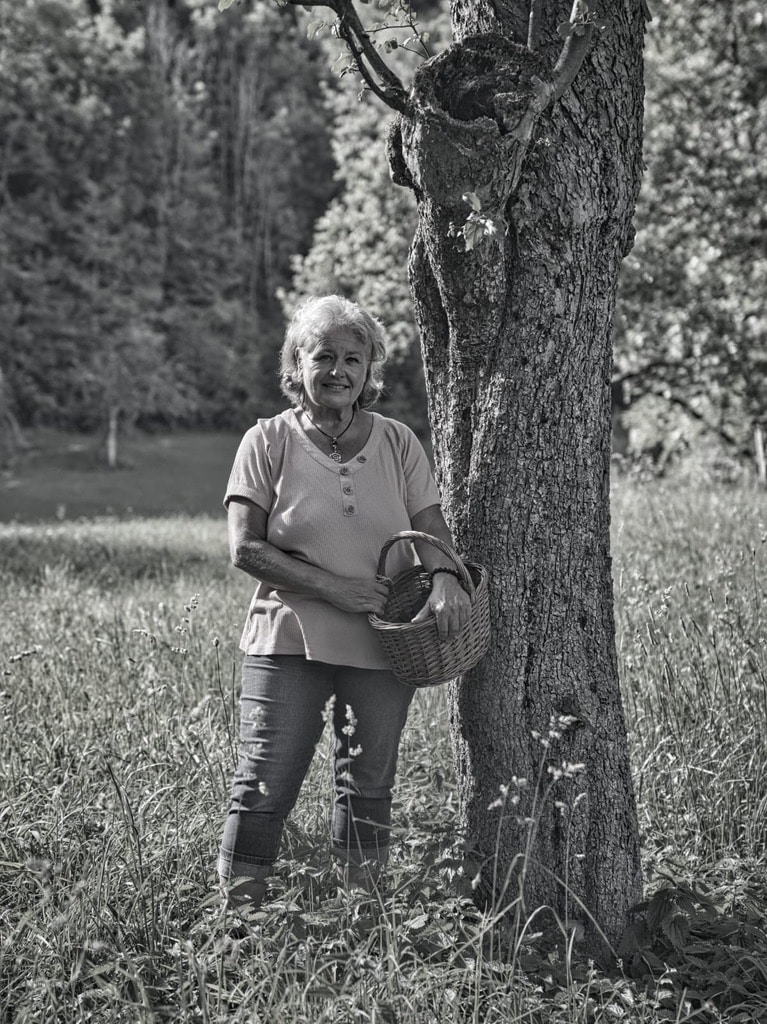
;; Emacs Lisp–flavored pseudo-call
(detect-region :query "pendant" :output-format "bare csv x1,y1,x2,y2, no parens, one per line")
330,450,342,463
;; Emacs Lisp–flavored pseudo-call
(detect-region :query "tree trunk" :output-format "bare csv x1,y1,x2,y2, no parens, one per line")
0,366,29,469
389,3,645,957
106,405,120,470
755,424,766,489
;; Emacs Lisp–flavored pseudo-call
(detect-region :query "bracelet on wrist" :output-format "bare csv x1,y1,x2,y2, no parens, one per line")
429,567,464,588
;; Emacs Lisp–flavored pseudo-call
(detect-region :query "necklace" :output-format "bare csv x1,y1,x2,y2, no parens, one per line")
302,407,355,462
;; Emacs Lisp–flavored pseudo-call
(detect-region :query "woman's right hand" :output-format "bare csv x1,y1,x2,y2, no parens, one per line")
324,577,390,616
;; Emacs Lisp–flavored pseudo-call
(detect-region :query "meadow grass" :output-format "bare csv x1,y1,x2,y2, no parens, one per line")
1,478,766,1023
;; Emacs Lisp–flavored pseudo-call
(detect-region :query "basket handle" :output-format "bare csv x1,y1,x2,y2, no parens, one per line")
376,531,476,600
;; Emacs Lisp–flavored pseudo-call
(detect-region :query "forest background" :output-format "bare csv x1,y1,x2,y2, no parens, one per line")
1,0,766,518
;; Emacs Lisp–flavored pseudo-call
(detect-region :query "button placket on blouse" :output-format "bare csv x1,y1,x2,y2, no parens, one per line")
338,466,357,516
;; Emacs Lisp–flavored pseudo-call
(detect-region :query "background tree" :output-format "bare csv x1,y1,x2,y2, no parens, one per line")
0,0,337,452
237,0,647,955
613,0,767,467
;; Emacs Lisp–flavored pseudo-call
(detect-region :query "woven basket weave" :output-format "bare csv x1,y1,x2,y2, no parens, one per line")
369,531,491,687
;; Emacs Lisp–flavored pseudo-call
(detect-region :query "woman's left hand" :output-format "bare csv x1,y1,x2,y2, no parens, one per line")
411,572,473,642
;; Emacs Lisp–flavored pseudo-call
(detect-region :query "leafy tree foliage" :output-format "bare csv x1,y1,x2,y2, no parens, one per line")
614,0,767,457
0,0,336,452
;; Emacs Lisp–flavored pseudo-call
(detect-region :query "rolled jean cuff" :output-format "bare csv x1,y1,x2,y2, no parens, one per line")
218,852,274,885
331,841,390,867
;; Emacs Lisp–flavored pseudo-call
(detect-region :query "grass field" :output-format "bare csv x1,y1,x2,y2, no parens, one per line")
1,457,767,1022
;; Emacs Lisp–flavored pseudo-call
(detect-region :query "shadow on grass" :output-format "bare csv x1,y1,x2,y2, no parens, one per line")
1,429,242,522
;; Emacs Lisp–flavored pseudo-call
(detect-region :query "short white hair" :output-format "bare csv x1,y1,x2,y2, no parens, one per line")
279,295,388,408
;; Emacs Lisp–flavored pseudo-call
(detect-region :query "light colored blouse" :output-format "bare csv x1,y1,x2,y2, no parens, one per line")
225,408,441,669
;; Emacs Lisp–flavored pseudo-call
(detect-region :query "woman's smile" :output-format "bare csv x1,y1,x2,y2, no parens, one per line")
299,327,370,417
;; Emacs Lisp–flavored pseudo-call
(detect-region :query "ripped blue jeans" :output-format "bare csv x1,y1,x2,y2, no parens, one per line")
218,655,414,884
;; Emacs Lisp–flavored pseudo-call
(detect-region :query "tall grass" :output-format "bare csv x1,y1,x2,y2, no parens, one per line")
1,482,766,1023
612,482,767,869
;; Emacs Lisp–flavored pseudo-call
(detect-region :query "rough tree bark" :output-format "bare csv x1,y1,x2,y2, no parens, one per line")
279,0,646,957
388,2,645,956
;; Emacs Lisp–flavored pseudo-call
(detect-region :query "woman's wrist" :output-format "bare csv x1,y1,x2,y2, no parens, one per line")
429,567,464,589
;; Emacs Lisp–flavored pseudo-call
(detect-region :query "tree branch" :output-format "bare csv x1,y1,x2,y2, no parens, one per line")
341,28,402,108
552,24,594,100
527,0,544,51
333,0,410,114
551,0,595,101
283,0,409,113
648,387,750,457
612,359,692,390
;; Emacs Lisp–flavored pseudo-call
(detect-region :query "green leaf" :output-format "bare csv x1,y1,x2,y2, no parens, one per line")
331,53,352,75
463,219,485,251
647,888,678,933
217,0,238,10
617,918,649,957
638,949,666,974
557,21,574,38
406,912,428,930
462,191,482,212
306,19,325,39
661,912,690,950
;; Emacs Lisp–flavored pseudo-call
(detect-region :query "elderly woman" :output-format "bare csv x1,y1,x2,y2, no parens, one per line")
218,294,470,914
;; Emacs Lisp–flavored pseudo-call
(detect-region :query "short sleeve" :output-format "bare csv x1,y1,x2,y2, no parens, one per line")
224,423,274,513
399,424,442,518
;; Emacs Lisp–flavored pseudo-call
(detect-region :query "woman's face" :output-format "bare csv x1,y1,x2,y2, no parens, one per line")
298,326,370,415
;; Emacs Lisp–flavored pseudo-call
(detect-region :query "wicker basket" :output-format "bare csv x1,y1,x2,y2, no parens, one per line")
369,531,491,687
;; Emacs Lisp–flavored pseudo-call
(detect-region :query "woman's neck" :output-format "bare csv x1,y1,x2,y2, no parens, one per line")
300,404,356,430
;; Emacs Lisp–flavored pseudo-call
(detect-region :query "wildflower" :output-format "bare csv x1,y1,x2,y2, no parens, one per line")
557,714,579,730
321,695,337,723
247,705,266,726
342,704,357,737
